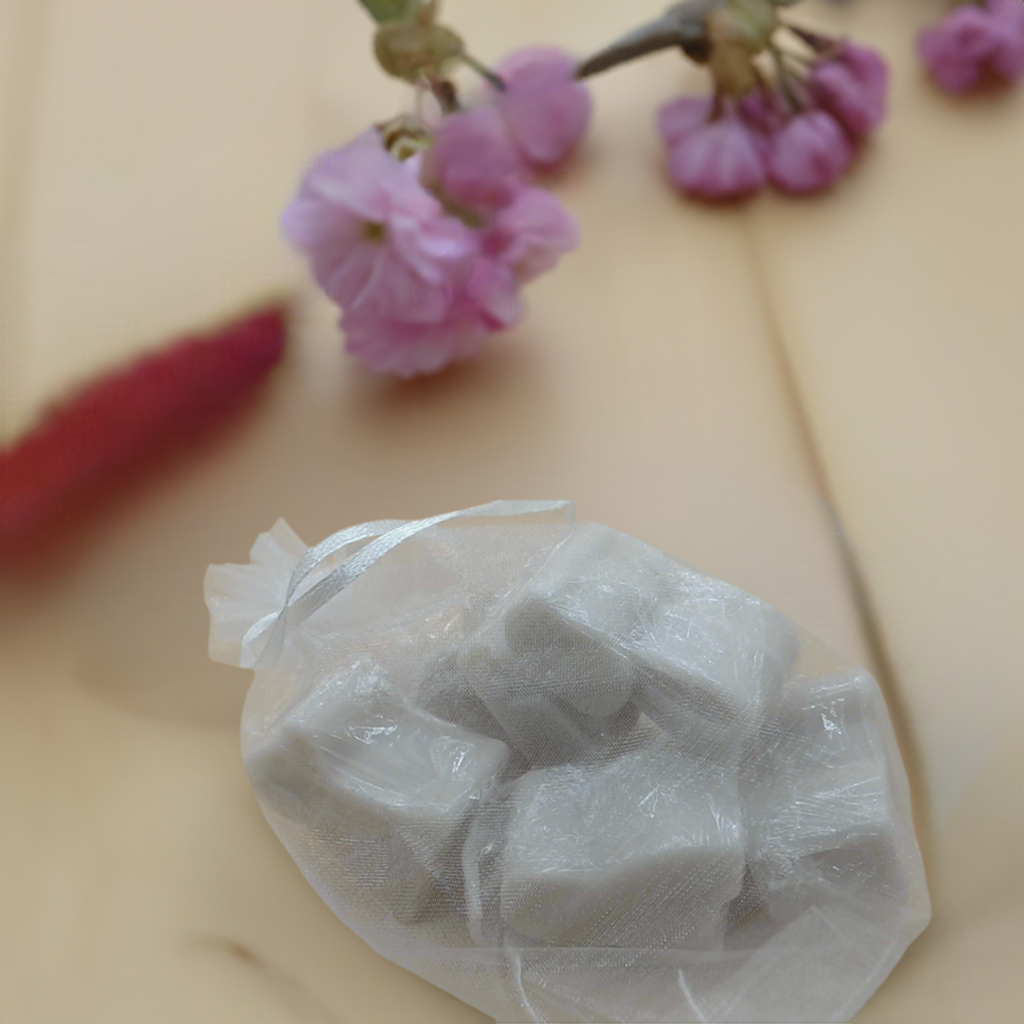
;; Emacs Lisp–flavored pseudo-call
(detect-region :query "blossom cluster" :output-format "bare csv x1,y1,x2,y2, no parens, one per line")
658,42,890,201
283,48,589,378
282,0,1021,379
918,0,1024,94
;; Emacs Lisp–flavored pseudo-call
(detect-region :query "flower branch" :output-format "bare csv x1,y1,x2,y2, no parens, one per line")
576,0,889,200
282,1,591,379
281,0,1019,381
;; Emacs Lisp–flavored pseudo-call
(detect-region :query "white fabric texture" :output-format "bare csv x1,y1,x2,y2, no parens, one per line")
206,502,930,1024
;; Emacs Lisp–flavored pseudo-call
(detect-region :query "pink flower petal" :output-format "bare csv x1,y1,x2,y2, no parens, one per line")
768,110,854,195
486,187,580,283
342,311,489,378
810,43,890,139
282,130,477,324
465,259,524,330
298,130,402,220
493,47,593,169
668,116,768,201
339,252,527,379
422,106,528,212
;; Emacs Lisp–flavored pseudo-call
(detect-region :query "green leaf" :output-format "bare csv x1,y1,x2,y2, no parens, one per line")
357,0,420,25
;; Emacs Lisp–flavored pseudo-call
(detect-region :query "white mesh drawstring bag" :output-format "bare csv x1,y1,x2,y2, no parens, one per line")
206,501,930,1023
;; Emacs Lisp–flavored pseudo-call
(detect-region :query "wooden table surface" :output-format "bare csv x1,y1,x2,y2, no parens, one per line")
1,1,1020,1021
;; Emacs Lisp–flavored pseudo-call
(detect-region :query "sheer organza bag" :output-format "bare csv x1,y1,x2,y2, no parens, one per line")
206,501,930,1023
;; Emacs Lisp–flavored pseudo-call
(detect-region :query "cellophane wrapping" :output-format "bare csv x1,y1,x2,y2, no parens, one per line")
206,501,930,1023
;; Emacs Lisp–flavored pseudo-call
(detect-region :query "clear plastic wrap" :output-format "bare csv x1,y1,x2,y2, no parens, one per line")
205,501,930,1023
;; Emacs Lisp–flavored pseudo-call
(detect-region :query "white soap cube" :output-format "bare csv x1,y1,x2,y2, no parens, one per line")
416,650,512,745
246,659,509,921
632,580,801,757
754,671,894,854
757,752,895,863
459,638,640,766
501,745,744,947
746,671,901,922
772,669,879,758
502,523,656,718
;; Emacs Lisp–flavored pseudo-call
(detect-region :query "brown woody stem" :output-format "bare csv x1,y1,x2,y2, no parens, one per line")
576,0,724,80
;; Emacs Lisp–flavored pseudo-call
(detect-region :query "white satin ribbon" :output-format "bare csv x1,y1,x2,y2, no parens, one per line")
250,500,574,669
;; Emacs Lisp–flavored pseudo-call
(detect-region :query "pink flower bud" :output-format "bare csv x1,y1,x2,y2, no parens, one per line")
918,0,1024,94
493,47,593,169
657,95,715,149
422,105,529,212
768,110,854,195
485,187,580,283
666,113,768,201
810,43,890,139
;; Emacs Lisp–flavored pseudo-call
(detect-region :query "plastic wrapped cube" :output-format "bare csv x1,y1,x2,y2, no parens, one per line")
502,522,652,718
742,669,921,926
457,619,641,766
631,574,801,760
245,658,510,923
500,744,745,948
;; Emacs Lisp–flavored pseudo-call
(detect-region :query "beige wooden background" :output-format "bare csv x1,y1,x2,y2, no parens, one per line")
1,1,1021,1021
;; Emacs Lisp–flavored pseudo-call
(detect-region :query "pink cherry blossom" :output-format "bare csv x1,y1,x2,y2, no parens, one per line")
492,47,593,169
421,105,528,212
284,111,579,377
282,131,474,323
666,113,768,201
918,0,1024,93
657,95,715,148
341,258,523,378
768,110,854,195
810,43,890,139
918,4,1002,93
484,187,580,283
